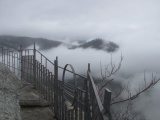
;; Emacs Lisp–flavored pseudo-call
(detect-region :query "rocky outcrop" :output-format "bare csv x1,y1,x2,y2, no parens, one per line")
0,63,23,120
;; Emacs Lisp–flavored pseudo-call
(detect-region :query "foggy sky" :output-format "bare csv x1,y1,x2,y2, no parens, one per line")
0,0,160,43
1,0,160,120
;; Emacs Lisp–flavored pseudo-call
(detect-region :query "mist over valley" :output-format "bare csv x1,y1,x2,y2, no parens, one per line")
1,35,160,120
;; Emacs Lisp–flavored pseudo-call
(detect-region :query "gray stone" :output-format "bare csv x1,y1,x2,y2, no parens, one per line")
18,84,50,107
0,63,22,120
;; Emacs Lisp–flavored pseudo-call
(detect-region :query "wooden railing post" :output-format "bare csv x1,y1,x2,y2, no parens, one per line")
104,89,111,112
104,88,112,120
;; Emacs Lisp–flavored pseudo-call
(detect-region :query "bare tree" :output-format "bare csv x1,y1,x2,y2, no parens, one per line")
98,54,160,120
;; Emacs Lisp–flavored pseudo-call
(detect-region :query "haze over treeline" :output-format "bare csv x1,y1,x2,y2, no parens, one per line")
0,0,160,119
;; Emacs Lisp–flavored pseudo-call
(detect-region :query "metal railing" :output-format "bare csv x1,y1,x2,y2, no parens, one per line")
0,42,21,77
0,42,111,120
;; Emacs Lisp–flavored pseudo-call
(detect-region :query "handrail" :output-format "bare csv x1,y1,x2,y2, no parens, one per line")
88,71,107,119
88,71,104,112
36,49,86,79
36,50,54,65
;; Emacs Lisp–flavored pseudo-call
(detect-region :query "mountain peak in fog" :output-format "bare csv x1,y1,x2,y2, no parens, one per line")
0,36,119,52
77,38,119,52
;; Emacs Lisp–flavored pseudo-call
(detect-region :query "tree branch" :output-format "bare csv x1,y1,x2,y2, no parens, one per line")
110,73,160,105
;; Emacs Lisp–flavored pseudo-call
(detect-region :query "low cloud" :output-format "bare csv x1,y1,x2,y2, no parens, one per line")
39,38,160,119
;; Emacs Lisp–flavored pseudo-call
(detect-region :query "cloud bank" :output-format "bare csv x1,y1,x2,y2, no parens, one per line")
0,0,159,42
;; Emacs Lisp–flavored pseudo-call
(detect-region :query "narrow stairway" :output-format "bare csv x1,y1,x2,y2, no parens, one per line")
18,82,56,120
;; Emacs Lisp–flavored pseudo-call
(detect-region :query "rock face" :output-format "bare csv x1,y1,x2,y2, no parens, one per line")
0,63,22,120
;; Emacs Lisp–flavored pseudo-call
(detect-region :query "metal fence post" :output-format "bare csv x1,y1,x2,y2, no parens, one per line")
84,63,92,120
33,43,36,87
19,44,23,80
54,57,58,119
1,43,4,64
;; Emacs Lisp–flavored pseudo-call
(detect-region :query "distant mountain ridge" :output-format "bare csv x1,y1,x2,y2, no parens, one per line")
0,36,119,52
0,35,62,50
78,38,119,52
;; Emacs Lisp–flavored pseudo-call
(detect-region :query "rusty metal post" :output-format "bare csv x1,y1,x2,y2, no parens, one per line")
54,57,58,118
33,43,36,87
19,44,23,80
84,63,92,120
1,43,4,64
